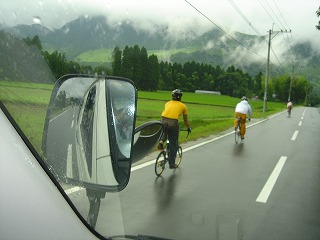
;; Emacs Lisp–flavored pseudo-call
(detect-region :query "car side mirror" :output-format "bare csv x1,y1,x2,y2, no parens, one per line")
42,74,137,192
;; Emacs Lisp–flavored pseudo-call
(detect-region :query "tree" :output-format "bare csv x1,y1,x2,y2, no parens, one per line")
112,47,122,76
159,61,173,90
131,45,142,87
253,71,263,97
316,6,320,30
43,50,68,78
122,46,133,79
272,74,291,101
215,72,246,97
146,54,160,91
23,35,42,50
94,65,112,75
139,47,149,90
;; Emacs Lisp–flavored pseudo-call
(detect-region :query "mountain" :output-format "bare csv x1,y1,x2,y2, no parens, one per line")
4,16,189,58
1,15,319,90
0,31,55,83
2,16,226,58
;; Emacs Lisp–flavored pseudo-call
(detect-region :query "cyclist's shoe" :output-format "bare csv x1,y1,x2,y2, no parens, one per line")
169,164,178,169
157,142,164,150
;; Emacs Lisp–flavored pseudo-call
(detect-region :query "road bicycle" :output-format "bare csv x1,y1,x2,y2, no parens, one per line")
155,129,190,177
234,116,242,144
287,107,292,116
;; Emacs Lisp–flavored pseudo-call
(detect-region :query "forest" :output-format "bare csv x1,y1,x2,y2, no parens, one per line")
24,35,318,105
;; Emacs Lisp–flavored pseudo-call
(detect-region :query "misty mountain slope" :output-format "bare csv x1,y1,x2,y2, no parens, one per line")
1,15,319,91
40,16,189,57
0,31,55,83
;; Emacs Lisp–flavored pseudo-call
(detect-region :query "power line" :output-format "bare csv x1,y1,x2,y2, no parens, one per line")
227,0,261,36
225,0,288,71
272,0,291,30
184,0,295,76
184,0,267,61
263,0,287,30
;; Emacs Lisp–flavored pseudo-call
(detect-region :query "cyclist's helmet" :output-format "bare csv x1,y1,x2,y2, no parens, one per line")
172,89,183,100
241,96,248,101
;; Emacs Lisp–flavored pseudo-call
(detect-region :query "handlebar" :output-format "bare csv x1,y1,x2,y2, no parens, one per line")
179,128,191,138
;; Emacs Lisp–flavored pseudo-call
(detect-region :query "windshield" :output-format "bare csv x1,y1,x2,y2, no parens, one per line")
1,1,320,240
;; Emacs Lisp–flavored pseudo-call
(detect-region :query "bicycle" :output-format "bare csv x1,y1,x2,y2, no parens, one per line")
234,116,241,144
155,129,190,177
287,107,292,116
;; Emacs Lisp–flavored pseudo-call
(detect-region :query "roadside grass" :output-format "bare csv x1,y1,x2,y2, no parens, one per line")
0,81,52,153
0,85,52,105
3,102,47,153
137,91,285,144
1,81,286,153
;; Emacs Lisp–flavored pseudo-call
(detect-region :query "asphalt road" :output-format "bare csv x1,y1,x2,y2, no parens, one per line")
91,107,320,240
45,106,80,180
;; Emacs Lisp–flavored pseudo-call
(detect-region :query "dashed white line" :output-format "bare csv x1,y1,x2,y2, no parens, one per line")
131,117,276,172
256,156,287,203
65,186,83,195
67,111,287,194
298,121,302,126
291,130,299,141
67,144,73,178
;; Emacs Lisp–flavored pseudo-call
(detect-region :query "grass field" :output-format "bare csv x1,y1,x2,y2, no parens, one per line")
0,80,285,153
74,46,202,64
137,91,285,144
75,48,114,63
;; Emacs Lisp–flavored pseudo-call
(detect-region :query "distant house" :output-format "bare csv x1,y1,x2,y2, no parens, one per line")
195,90,221,95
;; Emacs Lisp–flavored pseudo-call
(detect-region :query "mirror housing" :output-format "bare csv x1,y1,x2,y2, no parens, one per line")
132,121,163,164
42,74,137,192
42,74,163,192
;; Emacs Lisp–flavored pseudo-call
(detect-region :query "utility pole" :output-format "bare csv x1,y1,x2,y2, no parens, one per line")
263,28,291,113
304,80,310,106
288,65,294,102
263,29,271,113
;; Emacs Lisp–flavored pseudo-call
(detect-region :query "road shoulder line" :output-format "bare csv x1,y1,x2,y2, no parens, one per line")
256,156,287,203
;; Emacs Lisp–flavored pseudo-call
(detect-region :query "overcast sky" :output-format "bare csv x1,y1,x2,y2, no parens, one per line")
1,0,319,51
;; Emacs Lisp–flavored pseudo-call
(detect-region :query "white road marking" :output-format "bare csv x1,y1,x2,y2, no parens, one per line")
71,120,74,128
131,130,235,171
302,109,307,115
49,108,69,122
65,186,83,195
131,112,283,172
291,130,299,141
67,144,73,178
132,160,156,171
256,156,287,203
67,111,286,194
298,121,302,126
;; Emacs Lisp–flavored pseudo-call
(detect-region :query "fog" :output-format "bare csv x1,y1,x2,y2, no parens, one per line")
1,0,319,56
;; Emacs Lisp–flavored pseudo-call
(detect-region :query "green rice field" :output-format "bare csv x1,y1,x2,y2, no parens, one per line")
0,80,286,153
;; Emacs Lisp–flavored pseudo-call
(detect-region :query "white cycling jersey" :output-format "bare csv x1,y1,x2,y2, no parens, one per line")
235,100,252,118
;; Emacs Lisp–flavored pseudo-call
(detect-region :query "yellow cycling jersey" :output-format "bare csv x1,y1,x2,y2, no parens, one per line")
161,100,188,120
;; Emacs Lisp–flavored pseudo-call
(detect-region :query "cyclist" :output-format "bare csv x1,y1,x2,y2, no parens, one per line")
158,89,191,169
287,100,293,114
234,96,252,140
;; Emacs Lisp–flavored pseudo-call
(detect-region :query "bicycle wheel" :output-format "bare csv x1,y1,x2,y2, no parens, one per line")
235,125,241,144
175,146,182,166
155,151,166,176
